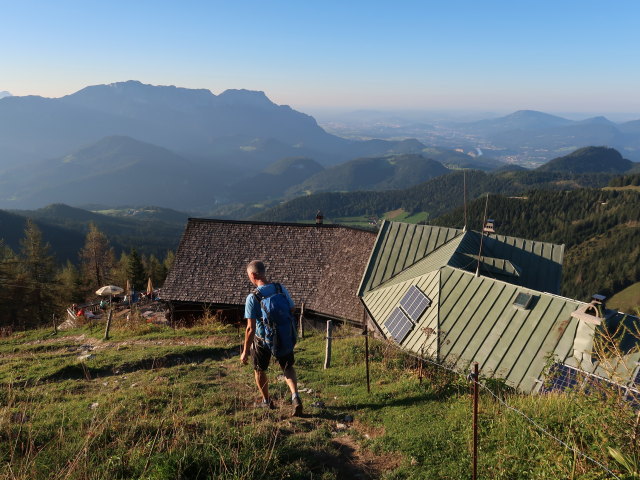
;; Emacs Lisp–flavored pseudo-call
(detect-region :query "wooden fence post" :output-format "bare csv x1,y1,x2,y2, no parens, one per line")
104,309,114,341
52,314,57,335
324,320,333,369
472,362,479,480
364,324,371,394
298,302,305,339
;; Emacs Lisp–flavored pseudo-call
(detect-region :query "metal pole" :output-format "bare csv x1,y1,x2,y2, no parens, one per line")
298,302,305,339
472,362,479,480
324,320,333,369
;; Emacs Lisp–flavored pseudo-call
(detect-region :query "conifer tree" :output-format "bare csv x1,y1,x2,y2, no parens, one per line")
80,223,114,290
127,248,146,291
19,219,57,326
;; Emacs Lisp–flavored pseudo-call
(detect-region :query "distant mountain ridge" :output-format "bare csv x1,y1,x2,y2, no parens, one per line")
0,136,214,209
537,146,634,174
456,110,640,162
286,154,450,196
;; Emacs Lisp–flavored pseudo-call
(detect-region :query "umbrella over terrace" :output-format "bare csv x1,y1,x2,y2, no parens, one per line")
95,285,124,296
96,285,124,305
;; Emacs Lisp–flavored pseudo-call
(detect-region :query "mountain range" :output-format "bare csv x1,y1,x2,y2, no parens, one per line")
0,80,493,210
324,109,640,164
1,81,638,213
448,110,640,163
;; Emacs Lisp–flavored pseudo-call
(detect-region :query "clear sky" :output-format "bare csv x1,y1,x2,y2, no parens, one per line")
2,0,639,115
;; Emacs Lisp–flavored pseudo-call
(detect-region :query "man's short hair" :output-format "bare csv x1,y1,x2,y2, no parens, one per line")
247,260,266,276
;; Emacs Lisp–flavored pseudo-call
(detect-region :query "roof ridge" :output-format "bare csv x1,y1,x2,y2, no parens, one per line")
187,217,374,232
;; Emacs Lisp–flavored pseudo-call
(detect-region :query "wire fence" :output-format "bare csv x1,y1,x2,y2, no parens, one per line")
312,317,628,480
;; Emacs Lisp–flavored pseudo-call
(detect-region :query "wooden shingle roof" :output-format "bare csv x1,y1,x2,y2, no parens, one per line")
162,218,377,322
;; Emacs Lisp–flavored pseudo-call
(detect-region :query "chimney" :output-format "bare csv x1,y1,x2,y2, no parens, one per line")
316,210,324,225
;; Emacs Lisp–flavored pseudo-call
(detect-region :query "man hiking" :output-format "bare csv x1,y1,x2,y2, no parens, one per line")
240,260,303,416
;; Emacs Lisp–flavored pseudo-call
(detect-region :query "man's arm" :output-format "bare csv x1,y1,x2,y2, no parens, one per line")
240,317,256,364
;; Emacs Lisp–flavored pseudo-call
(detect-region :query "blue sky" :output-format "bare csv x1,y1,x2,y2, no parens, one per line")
2,0,639,115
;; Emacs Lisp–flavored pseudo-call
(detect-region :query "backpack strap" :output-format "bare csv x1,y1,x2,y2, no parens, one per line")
253,288,263,301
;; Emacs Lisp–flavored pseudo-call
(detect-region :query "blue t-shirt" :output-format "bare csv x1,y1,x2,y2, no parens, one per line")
245,283,294,339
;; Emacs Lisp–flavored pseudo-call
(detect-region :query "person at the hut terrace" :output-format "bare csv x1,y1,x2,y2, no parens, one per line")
240,260,303,416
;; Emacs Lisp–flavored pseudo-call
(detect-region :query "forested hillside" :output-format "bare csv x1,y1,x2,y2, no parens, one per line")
432,188,640,303
250,170,614,223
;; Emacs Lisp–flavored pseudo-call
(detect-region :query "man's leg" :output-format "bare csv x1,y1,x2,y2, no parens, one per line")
254,369,270,402
280,354,302,416
283,365,298,396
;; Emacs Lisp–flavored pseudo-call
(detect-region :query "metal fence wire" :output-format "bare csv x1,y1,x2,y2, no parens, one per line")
315,318,626,480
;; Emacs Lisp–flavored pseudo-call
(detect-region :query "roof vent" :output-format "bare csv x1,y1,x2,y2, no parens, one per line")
513,292,534,310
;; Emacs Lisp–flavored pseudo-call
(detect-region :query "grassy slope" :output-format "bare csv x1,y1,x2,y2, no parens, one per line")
0,322,636,479
608,282,640,315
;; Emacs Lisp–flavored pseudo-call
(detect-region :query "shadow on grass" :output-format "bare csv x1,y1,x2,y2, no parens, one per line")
41,346,239,383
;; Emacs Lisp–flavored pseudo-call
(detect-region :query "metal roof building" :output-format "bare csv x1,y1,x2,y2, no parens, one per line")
360,221,640,394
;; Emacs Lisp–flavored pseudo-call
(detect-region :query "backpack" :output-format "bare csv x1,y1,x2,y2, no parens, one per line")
254,283,297,358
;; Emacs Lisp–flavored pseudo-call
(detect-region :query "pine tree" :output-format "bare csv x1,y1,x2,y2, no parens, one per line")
127,249,146,292
145,254,164,289
79,223,114,290
19,219,57,326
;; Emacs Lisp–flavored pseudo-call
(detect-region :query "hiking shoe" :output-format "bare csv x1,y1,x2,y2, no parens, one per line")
292,396,303,417
256,399,275,410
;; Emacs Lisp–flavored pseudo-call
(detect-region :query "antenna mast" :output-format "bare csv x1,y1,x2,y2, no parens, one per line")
475,193,489,277
463,170,468,232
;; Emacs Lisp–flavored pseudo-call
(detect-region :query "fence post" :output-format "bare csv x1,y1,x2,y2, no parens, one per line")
104,309,114,341
52,314,57,335
419,346,424,384
364,323,371,394
472,362,479,480
298,302,305,339
324,320,333,369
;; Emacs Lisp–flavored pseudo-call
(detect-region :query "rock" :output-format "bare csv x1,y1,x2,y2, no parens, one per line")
90,402,99,410
311,401,325,408
410,457,418,466
343,414,354,423
336,423,348,430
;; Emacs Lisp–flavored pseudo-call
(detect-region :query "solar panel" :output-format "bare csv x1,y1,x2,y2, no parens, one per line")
399,285,432,322
540,364,583,393
513,292,534,310
583,376,625,400
384,307,414,343
626,390,640,409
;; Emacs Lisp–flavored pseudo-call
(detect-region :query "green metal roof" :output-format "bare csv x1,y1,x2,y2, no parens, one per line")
438,267,581,392
362,270,440,357
358,221,463,296
449,231,564,294
360,222,565,297
360,221,638,393
372,234,466,290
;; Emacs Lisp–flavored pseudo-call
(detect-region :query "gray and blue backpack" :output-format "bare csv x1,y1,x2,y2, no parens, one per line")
254,283,297,358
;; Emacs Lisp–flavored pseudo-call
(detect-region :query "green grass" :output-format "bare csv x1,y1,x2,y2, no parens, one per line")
608,282,640,315
1,322,637,479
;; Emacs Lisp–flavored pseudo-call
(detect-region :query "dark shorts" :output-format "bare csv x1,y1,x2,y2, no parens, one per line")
251,338,295,372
